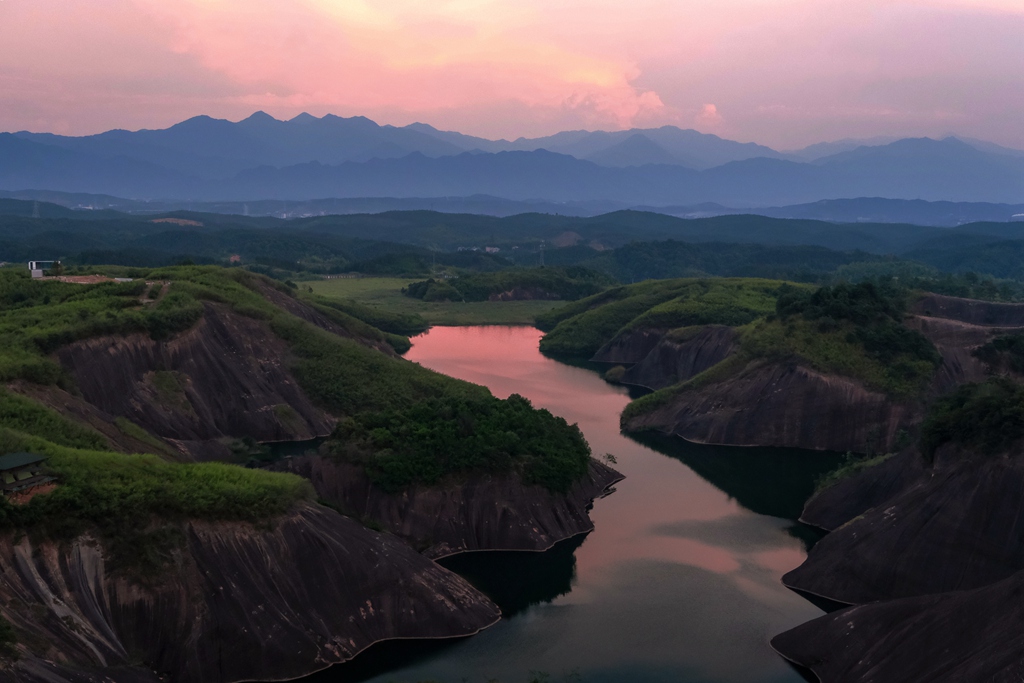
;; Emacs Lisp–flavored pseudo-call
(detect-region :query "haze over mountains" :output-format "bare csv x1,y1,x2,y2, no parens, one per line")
1,112,1022,209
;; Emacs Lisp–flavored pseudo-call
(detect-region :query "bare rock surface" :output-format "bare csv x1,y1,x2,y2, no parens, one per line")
619,326,738,390
11,381,181,458
623,361,916,453
55,303,335,460
772,569,1024,683
591,328,667,365
799,450,926,531
273,457,623,558
251,282,397,356
912,293,1024,327
784,450,1024,605
0,504,499,683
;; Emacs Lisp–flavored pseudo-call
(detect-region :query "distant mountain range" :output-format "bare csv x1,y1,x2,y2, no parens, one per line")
1,112,1022,206
3,190,1022,229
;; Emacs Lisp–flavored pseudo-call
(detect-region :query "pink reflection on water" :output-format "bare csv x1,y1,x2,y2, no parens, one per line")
407,326,810,590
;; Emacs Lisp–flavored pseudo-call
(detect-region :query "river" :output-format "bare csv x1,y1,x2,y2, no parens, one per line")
315,325,839,683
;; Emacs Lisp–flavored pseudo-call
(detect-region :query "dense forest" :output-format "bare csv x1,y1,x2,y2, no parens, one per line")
4,201,1024,286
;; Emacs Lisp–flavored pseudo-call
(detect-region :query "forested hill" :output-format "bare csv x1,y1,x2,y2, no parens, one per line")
3,203,1024,282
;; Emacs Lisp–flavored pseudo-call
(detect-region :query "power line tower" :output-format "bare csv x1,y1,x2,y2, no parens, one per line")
539,241,545,267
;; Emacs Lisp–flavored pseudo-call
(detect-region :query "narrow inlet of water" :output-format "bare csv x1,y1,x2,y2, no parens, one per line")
314,325,837,683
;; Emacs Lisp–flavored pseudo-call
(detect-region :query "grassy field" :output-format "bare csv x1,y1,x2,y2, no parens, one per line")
309,277,562,326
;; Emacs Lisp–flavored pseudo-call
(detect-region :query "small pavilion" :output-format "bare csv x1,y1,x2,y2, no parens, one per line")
0,453,53,495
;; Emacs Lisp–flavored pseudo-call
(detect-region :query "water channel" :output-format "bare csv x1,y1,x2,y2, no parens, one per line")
313,325,841,683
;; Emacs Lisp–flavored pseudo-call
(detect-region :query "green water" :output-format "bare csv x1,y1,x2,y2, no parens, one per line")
313,326,837,683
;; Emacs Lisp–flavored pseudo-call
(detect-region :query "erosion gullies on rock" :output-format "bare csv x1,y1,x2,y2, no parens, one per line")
54,303,336,460
273,456,623,558
771,565,1024,683
774,384,1024,680
613,326,739,391
906,313,1024,393
605,291,1024,454
798,450,926,531
785,446,1024,605
0,267,625,682
535,281,1024,681
623,361,918,453
590,327,668,365
0,504,500,683
913,293,1024,327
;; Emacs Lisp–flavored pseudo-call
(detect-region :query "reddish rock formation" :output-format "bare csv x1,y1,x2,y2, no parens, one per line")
775,430,1024,681
623,361,917,453
608,295,1024,453
55,303,335,460
619,326,738,390
772,570,1024,683
784,447,1024,605
273,456,623,558
799,450,927,531
0,504,499,683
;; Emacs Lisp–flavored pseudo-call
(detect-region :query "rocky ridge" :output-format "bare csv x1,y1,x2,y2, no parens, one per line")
0,504,499,683
767,295,1024,682
608,293,1024,453
0,276,620,682
273,456,623,558
54,303,336,461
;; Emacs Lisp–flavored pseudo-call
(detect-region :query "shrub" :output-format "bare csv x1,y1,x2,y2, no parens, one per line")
973,333,1024,373
329,394,591,493
814,452,894,493
404,268,613,303
920,378,1024,457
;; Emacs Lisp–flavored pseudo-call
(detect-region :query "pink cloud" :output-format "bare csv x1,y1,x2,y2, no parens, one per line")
0,0,1020,147
696,104,723,128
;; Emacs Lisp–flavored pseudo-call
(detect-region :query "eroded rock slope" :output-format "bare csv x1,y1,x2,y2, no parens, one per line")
0,504,499,683
274,457,623,558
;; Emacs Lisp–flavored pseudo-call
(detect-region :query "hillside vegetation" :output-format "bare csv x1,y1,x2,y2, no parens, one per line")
538,278,786,357
310,277,566,326
541,279,943,431
0,264,596,557
0,389,313,572
329,394,591,493
9,206,1024,287
403,267,614,303
920,378,1024,458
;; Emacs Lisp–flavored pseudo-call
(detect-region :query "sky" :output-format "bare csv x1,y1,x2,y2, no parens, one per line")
1,0,1022,149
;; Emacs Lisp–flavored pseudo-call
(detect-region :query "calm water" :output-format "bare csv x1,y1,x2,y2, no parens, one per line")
313,326,838,683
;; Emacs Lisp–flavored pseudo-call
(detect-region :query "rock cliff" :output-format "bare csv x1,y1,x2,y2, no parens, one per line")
55,303,336,460
798,450,926,531
272,456,623,558
0,504,499,683
591,328,668,365
774,444,1024,680
617,326,738,390
784,447,1024,605
622,361,917,453
772,570,1024,683
912,293,1024,327
610,295,1024,453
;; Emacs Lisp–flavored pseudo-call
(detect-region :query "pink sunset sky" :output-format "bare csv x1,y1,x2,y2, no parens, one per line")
1,0,1022,149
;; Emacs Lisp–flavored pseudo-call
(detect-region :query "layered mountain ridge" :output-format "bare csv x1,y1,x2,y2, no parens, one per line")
2,113,1022,206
